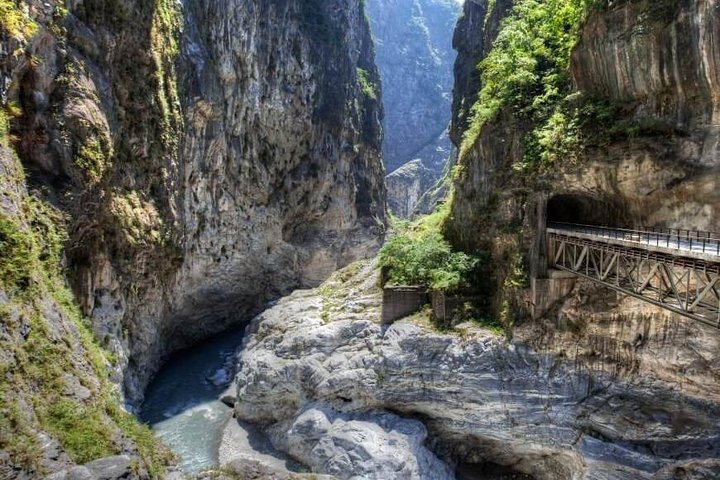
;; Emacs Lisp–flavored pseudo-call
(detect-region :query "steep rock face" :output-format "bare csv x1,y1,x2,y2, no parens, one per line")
447,0,720,265
572,0,720,165
231,262,720,479
0,0,386,406
131,0,387,400
450,0,513,146
366,0,459,175
385,159,436,218
0,147,173,477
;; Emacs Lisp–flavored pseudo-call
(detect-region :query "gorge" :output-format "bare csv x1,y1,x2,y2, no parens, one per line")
365,0,460,218
2,0,720,479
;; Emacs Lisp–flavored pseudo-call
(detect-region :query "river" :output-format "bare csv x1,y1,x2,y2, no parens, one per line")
139,328,246,475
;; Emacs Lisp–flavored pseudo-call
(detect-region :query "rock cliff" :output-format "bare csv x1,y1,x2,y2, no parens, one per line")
448,0,720,253
385,159,436,218
366,0,458,175
0,0,385,474
2,0,385,403
365,0,459,217
441,0,720,474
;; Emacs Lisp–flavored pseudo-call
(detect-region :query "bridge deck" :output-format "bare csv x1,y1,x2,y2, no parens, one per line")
548,223,720,264
546,223,720,328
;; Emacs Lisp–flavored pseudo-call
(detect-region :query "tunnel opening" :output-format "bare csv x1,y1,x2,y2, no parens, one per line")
546,193,631,228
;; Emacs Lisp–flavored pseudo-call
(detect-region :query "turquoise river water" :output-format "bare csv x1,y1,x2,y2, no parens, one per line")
139,328,246,475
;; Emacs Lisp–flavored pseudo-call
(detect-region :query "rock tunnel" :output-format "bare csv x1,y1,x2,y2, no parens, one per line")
546,193,631,228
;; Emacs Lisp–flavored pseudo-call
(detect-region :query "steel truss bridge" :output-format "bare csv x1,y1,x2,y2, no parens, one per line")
546,223,720,328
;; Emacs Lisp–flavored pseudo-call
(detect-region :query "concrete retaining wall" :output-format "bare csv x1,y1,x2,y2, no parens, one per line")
382,286,428,323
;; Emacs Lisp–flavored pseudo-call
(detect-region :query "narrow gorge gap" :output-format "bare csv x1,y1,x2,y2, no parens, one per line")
137,0,464,475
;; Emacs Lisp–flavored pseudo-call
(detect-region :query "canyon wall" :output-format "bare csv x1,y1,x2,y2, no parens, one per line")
449,0,720,251
0,0,385,475
441,0,720,475
365,0,459,216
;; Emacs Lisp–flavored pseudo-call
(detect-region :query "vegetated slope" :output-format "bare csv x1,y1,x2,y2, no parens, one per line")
0,137,172,478
0,0,386,475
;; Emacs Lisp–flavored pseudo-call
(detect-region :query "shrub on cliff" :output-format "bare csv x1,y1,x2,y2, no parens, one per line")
379,231,479,291
460,0,587,170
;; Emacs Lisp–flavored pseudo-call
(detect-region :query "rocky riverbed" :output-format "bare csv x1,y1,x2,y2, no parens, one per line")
217,260,720,480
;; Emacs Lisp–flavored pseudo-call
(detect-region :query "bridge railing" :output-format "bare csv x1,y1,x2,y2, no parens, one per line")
641,226,720,242
548,222,720,257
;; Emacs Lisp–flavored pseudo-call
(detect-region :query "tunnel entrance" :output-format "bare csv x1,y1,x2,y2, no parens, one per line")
546,193,630,228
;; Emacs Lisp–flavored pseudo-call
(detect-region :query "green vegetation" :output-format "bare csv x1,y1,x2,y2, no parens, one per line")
484,0,497,27
0,101,22,146
151,0,183,149
74,135,111,184
460,0,683,173
109,191,165,247
380,203,483,292
0,153,172,476
0,0,37,38
461,0,587,172
0,216,36,293
380,231,478,290
357,68,378,100
41,401,115,463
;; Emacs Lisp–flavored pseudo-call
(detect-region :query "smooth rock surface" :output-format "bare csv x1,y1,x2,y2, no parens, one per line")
279,404,454,480
232,261,720,480
83,455,131,480
219,418,301,474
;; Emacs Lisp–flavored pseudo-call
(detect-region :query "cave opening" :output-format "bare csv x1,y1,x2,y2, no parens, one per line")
546,193,630,229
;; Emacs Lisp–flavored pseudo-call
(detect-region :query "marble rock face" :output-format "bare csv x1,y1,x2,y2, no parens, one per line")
230,262,720,480
0,0,387,404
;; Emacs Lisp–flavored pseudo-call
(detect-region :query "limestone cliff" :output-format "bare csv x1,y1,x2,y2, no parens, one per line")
365,0,459,217
449,0,720,253
385,159,436,218
0,0,385,474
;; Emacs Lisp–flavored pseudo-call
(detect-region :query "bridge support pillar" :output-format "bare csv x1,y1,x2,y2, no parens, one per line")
532,194,549,280
531,269,577,319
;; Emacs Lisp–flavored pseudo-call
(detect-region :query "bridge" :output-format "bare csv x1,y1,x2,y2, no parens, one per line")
546,222,720,328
